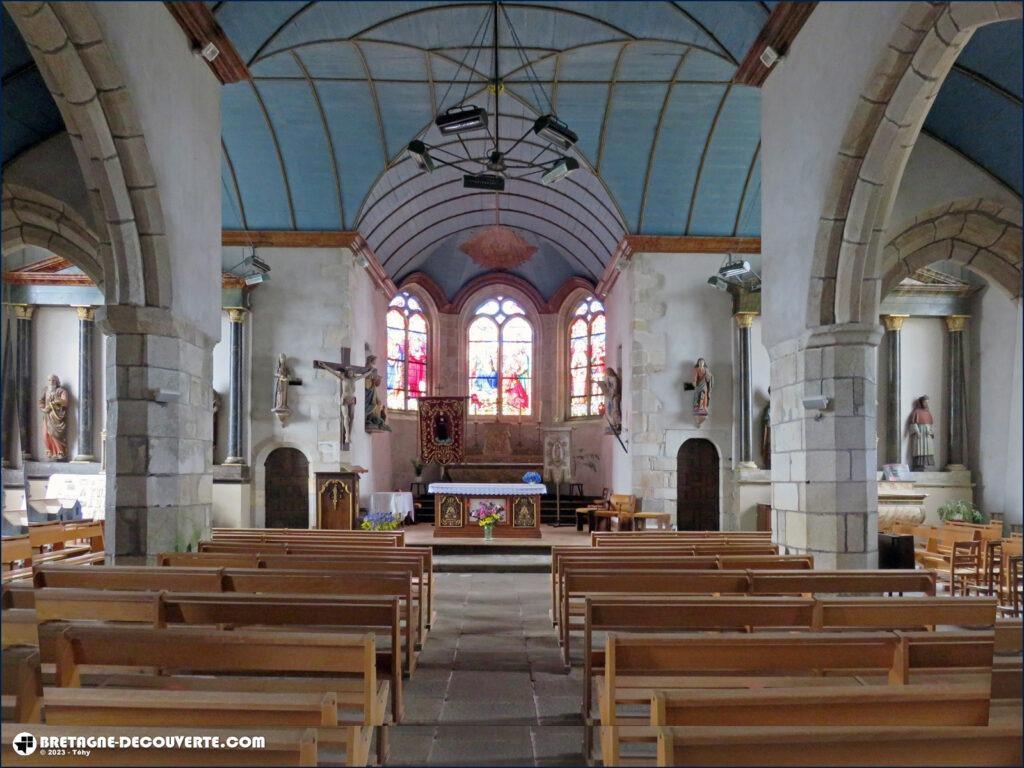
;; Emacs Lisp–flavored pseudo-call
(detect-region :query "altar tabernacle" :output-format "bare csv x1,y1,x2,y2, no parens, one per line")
429,482,545,538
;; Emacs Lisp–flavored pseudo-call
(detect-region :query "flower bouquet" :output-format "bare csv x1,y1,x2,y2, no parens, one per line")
522,471,542,484
470,500,505,540
361,509,400,532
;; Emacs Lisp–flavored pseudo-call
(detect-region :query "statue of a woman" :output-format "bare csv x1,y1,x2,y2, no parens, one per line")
364,354,391,432
691,358,713,422
273,354,290,411
908,395,935,470
598,367,622,434
38,374,69,460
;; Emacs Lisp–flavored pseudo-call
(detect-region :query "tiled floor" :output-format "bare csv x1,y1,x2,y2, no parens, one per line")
388,572,586,766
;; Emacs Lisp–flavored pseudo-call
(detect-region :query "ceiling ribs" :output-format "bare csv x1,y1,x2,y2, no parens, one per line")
247,1,315,65
221,137,249,230
249,80,298,230
667,2,738,64
684,82,732,235
351,41,390,162
372,190,612,271
425,51,438,116
388,206,605,278
919,129,1021,195
292,50,345,228
362,175,623,252
252,75,734,86
950,63,1022,106
732,140,760,236
638,49,690,232
595,42,630,174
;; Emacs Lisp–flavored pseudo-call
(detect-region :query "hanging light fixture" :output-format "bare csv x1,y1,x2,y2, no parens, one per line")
405,1,580,190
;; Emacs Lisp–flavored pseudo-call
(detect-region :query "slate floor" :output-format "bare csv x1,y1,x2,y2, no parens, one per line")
387,572,586,766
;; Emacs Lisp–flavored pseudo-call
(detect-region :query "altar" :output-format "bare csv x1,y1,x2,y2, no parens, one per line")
429,482,545,538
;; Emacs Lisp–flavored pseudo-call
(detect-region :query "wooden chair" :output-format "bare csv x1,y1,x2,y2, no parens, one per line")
949,540,982,596
997,555,1023,618
593,494,637,531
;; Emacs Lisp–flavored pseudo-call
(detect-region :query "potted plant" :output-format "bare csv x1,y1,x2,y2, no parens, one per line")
937,499,984,524
469,501,505,541
411,458,425,483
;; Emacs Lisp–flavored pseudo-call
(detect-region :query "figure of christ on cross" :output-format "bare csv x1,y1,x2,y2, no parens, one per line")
313,347,373,451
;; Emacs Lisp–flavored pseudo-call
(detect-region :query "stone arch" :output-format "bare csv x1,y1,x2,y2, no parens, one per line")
6,1,171,309
882,198,1023,299
808,1,1022,328
251,440,316,529
1,183,104,288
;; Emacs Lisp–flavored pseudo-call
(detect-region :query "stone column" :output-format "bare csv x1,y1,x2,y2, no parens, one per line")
945,315,969,470
880,315,908,466
72,306,97,462
769,324,882,569
13,304,34,461
735,312,757,468
224,308,247,465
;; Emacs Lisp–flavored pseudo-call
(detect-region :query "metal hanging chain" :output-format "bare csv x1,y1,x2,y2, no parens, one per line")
437,2,493,114
500,2,553,116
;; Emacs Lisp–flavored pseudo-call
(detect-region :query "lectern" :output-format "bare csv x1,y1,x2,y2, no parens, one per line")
315,467,366,529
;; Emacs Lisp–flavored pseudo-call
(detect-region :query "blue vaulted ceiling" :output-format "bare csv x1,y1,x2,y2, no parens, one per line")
211,1,769,287
924,19,1022,196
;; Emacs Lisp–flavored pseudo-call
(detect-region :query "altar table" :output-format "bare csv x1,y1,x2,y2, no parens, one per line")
429,482,545,538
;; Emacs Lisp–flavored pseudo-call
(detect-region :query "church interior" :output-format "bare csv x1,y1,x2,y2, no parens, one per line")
1,1,1022,766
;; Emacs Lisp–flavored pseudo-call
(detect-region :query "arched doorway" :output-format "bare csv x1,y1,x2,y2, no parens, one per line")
264,448,309,529
676,439,719,531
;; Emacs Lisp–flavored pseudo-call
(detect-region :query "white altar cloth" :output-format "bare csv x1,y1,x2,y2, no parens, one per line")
428,482,547,496
371,491,416,522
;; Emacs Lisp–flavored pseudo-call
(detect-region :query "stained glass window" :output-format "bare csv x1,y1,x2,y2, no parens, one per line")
386,292,428,411
467,297,533,417
568,296,606,418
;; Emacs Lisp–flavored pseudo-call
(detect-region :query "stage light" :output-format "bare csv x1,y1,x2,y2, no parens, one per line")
707,275,730,292
436,105,488,135
244,273,269,286
533,115,578,149
541,157,579,186
407,140,435,173
718,259,751,279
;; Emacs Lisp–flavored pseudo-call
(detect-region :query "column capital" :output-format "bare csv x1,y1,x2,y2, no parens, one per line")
74,305,96,321
944,314,969,332
880,314,908,332
225,307,248,324
734,311,757,329
11,304,35,320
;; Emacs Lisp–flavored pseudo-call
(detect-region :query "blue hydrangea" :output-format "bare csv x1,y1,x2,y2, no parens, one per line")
522,471,542,484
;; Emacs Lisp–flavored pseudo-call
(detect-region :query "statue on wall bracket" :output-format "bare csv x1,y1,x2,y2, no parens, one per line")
272,354,302,425
688,358,713,428
364,352,391,433
598,367,622,436
39,374,69,460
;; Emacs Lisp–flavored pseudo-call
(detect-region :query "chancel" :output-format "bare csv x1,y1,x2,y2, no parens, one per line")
1,1,1021,767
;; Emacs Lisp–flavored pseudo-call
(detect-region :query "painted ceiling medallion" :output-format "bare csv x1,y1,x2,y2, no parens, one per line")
459,225,537,269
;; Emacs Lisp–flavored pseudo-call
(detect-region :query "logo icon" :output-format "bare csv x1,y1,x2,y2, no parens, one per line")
13,732,37,756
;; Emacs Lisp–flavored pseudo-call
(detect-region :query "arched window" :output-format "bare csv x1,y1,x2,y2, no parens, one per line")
386,292,429,411
568,296,606,418
467,296,533,417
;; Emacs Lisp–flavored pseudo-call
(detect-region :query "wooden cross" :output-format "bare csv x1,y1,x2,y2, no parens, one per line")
313,347,373,451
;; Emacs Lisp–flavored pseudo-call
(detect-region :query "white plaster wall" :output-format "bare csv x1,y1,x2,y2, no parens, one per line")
884,135,1021,248
30,306,104,463
92,2,222,340
761,1,913,346
3,133,95,229
211,482,250,528
969,288,1022,522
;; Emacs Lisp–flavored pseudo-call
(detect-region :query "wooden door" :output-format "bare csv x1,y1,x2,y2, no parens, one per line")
676,439,719,531
264,448,309,528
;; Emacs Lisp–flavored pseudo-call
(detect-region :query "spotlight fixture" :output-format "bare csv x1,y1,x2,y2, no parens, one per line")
249,254,270,274
707,275,730,292
718,259,751,279
463,173,505,191
533,115,578,150
353,252,369,269
244,273,269,286
407,140,435,173
435,105,488,135
541,157,579,186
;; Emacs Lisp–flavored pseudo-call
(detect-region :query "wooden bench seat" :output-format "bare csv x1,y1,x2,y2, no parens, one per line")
2,723,319,766
1,646,42,723
652,723,1022,766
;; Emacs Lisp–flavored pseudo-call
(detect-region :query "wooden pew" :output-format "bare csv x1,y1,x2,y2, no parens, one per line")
653,723,1022,766
33,565,421,675
2,723,319,766
28,520,105,562
33,588,406,723
1,646,42,723
210,528,405,547
599,630,996,762
43,624,382,764
748,569,937,596
1,536,33,583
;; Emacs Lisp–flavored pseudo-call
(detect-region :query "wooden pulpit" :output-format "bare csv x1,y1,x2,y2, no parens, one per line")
315,469,364,529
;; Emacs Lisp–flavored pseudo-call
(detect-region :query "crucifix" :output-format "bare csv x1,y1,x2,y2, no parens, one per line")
313,347,373,451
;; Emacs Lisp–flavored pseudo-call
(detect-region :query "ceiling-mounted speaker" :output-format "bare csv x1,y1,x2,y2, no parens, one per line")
759,45,780,68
